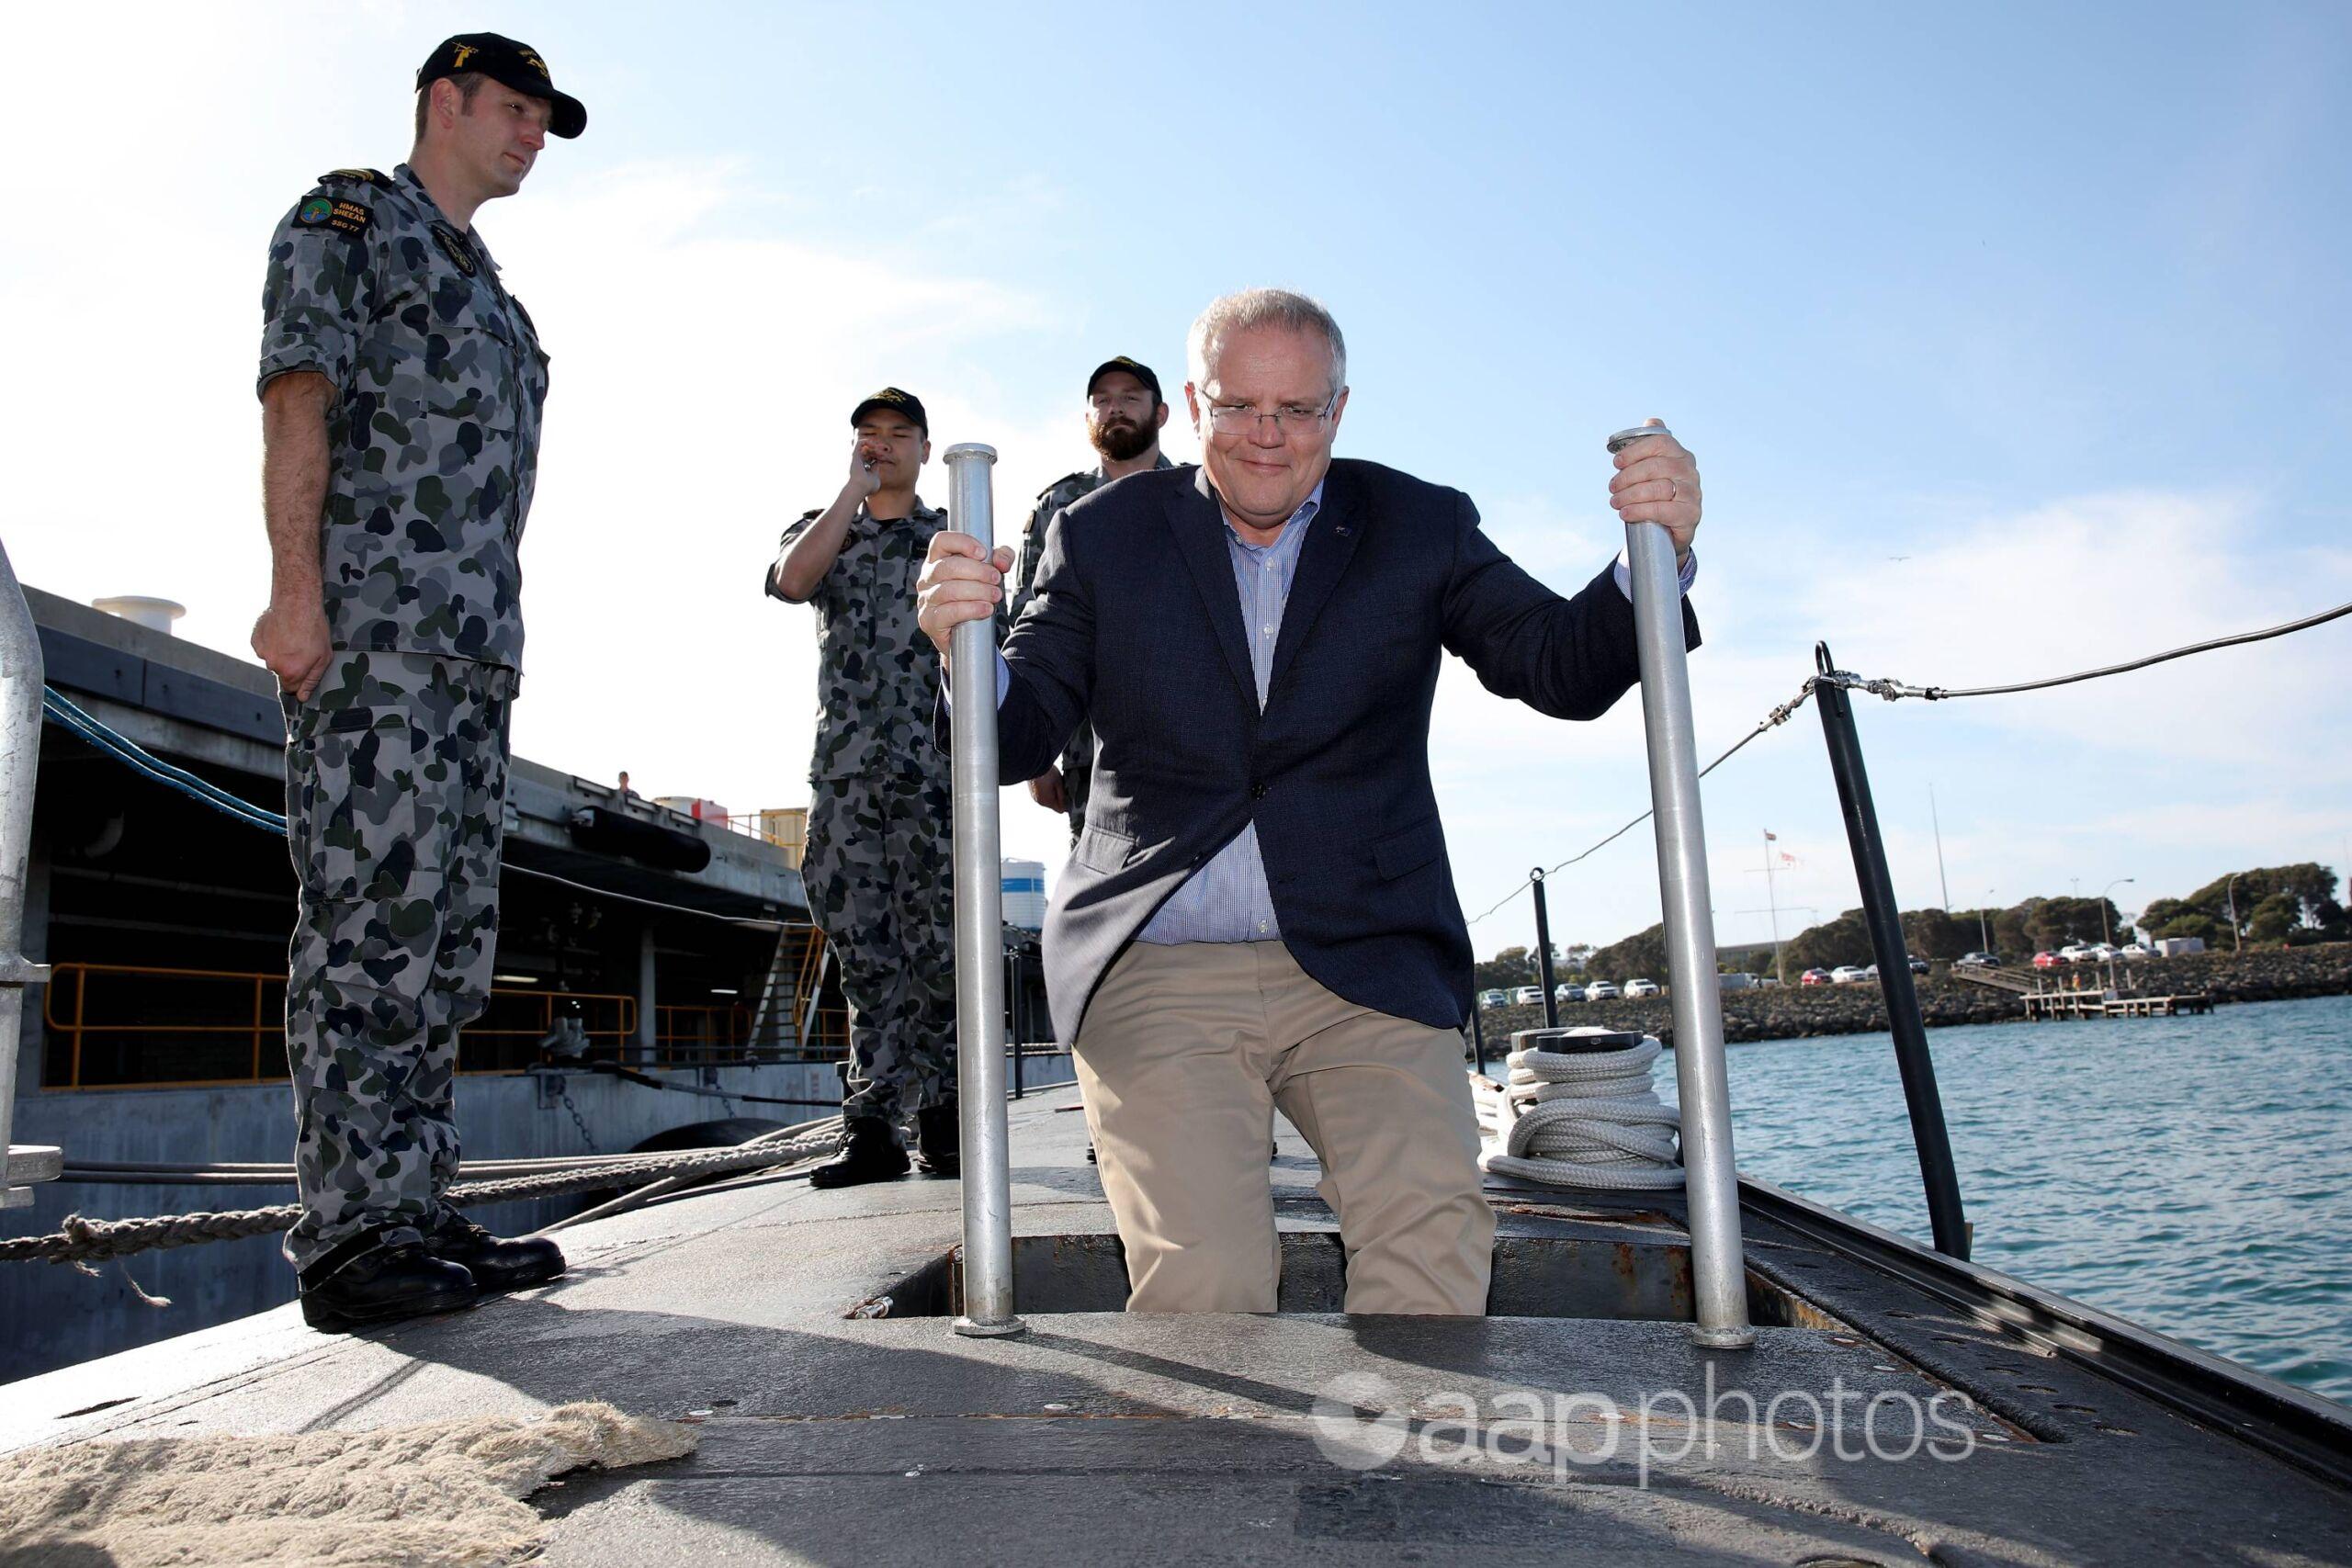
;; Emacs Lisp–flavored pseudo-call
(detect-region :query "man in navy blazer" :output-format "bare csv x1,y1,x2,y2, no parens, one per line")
919,289,1702,1314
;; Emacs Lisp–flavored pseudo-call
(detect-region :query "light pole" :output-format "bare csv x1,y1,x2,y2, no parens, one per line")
2099,877,2134,947
2227,872,2243,953
2100,876,2134,994
1977,888,1996,953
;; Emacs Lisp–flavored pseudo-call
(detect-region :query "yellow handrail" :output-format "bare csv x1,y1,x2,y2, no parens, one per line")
41,962,636,1089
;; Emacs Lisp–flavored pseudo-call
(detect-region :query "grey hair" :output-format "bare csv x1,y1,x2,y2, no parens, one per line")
1186,288,1348,399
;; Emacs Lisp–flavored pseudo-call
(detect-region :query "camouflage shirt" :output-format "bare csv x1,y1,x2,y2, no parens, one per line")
258,164,550,671
1004,456,1175,789
770,499,951,784
1008,453,1177,624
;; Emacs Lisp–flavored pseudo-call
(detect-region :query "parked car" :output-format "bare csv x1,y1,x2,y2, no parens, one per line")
1799,968,1832,987
2058,942,2096,964
1477,988,1509,1009
2032,951,2061,969
1585,980,1623,1001
2085,943,2118,961
1719,972,1758,991
1509,986,1544,1005
1861,964,1881,979
1956,951,2002,968
1906,956,1931,975
1555,983,1585,1003
1758,976,1782,987
2118,942,2153,960
1830,965,1871,985
1625,978,1661,998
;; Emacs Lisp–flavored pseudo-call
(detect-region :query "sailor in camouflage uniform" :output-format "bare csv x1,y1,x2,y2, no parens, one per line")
250,33,583,1331
1008,358,1177,841
768,389,960,1187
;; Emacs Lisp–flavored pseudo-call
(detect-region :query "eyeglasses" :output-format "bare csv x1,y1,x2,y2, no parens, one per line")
1204,393,1337,436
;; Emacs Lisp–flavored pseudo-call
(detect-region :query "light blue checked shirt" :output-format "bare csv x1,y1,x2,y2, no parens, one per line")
1132,484,1325,943
981,480,1694,945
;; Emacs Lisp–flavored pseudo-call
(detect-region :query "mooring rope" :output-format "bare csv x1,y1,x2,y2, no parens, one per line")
0,1122,841,1269
1474,1028,1686,1190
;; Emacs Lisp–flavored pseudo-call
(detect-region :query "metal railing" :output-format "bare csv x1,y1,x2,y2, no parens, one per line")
652,1002,753,1064
1613,425,1753,1350
40,962,638,1088
944,442,1022,1338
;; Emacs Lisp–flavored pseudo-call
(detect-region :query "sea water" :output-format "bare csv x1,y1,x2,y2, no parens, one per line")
1659,995,2352,1402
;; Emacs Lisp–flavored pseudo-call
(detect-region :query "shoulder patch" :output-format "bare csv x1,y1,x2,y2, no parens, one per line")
315,167,390,186
431,223,478,276
295,194,374,238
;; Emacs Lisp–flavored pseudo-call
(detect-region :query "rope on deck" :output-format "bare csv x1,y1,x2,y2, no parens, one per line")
1475,1029,1686,1191
0,1122,840,1269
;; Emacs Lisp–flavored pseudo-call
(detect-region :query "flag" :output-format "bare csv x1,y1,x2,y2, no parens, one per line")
1763,830,1777,840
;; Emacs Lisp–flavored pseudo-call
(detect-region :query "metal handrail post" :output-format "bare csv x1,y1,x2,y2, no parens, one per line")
944,444,1023,1337
1813,643,1970,1258
1007,948,1025,1100
1612,426,1752,1349
1,539,60,1208
1530,869,1560,1027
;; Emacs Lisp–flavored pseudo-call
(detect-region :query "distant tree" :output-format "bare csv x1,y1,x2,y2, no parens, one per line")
1589,923,1670,983
1475,946,1539,992
1948,904,2030,957
1783,909,1873,971
2021,896,2125,953
2249,891,2301,943
1900,908,1973,962
2147,863,2346,946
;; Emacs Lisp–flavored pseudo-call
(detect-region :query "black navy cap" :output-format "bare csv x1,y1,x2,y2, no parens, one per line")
851,388,928,433
417,33,586,139
1087,356,1162,403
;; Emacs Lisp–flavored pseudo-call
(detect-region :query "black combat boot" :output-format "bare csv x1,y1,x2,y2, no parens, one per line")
424,1209,566,1293
914,1102,960,1176
299,1237,477,1333
808,1116,910,1189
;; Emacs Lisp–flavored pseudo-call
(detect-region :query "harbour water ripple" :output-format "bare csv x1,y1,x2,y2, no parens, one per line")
1662,995,2352,1403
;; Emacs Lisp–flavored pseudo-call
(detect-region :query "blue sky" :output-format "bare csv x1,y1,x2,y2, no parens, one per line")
4,1,2346,964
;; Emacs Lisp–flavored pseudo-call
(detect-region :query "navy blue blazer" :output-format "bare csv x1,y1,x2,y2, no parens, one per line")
985,457,1699,1045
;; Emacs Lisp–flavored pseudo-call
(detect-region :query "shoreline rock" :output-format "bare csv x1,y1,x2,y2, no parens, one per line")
1474,942,2352,1051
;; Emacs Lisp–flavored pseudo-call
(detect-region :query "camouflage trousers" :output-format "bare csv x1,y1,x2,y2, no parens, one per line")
802,770,956,1127
279,652,514,1274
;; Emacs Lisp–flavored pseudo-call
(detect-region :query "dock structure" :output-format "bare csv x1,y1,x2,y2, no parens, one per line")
2022,990,2214,1021
1951,964,2214,1021
8,1087,2352,1563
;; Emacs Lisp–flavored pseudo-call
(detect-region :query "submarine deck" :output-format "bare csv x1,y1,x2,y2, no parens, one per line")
6,1083,2351,1565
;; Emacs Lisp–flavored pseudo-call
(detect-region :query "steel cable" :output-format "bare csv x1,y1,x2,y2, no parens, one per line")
1464,591,2352,927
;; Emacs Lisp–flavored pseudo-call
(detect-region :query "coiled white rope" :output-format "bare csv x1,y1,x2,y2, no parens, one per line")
1475,1027,1686,1190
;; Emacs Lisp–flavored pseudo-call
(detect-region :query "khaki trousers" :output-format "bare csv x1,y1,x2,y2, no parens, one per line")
1073,941,1495,1314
